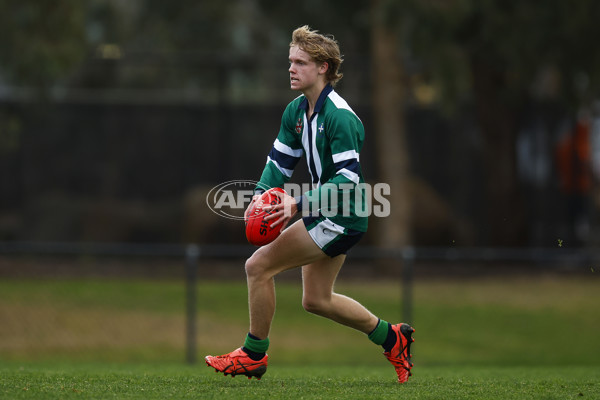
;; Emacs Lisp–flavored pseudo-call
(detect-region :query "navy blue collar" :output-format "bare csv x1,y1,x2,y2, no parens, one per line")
298,84,334,114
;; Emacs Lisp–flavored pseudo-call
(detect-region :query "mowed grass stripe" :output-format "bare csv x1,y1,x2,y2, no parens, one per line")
0,276,599,366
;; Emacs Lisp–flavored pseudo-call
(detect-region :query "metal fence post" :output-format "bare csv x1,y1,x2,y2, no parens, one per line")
401,247,415,325
185,244,200,364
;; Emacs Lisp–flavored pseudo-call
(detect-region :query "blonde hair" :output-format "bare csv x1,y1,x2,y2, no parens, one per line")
290,25,344,86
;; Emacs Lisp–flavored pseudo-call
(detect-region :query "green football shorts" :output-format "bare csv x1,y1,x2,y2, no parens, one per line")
302,215,364,257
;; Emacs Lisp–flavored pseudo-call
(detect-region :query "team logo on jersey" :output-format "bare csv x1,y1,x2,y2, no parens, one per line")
295,118,303,134
318,122,325,134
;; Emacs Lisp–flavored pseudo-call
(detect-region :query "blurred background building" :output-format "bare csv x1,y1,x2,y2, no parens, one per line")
2,0,600,249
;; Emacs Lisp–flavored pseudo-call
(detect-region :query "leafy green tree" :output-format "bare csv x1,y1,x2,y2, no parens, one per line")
386,0,600,245
0,0,87,87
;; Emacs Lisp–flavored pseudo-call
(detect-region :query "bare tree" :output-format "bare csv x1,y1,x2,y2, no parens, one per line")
370,0,412,248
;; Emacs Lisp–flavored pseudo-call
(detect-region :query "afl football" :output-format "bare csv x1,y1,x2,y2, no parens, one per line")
245,187,287,246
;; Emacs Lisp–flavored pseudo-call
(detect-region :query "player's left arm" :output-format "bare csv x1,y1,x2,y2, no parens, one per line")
300,110,364,212
327,111,363,187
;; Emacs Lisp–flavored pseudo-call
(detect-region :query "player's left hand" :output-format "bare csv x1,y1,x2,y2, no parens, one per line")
262,191,297,230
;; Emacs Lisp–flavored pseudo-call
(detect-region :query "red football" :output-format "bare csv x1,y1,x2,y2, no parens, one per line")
245,187,287,246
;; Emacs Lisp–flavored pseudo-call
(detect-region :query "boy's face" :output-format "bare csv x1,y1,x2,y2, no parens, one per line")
288,45,327,92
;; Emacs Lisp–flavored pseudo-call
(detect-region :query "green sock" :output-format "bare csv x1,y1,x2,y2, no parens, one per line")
243,333,270,354
368,319,389,346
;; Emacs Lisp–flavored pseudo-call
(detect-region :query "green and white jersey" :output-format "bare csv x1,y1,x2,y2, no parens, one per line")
257,84,368,232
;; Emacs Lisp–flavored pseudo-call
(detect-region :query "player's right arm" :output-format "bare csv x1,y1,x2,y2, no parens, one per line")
255,102,304,193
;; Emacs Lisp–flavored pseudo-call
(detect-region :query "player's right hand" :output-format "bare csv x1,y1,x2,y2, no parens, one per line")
244,194,262,221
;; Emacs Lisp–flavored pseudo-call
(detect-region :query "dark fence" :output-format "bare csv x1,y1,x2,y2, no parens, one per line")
1,96,587,247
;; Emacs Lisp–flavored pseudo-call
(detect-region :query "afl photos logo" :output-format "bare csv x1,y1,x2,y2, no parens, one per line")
206,180,261,220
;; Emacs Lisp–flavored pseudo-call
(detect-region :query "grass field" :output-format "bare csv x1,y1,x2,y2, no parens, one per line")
1,363,598,399
1,273,599,398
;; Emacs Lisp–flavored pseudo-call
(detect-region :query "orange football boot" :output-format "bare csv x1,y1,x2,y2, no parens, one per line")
205,348,268,380
384,323,415,383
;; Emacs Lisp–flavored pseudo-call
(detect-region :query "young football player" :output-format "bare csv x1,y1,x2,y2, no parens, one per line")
205,25,414,383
